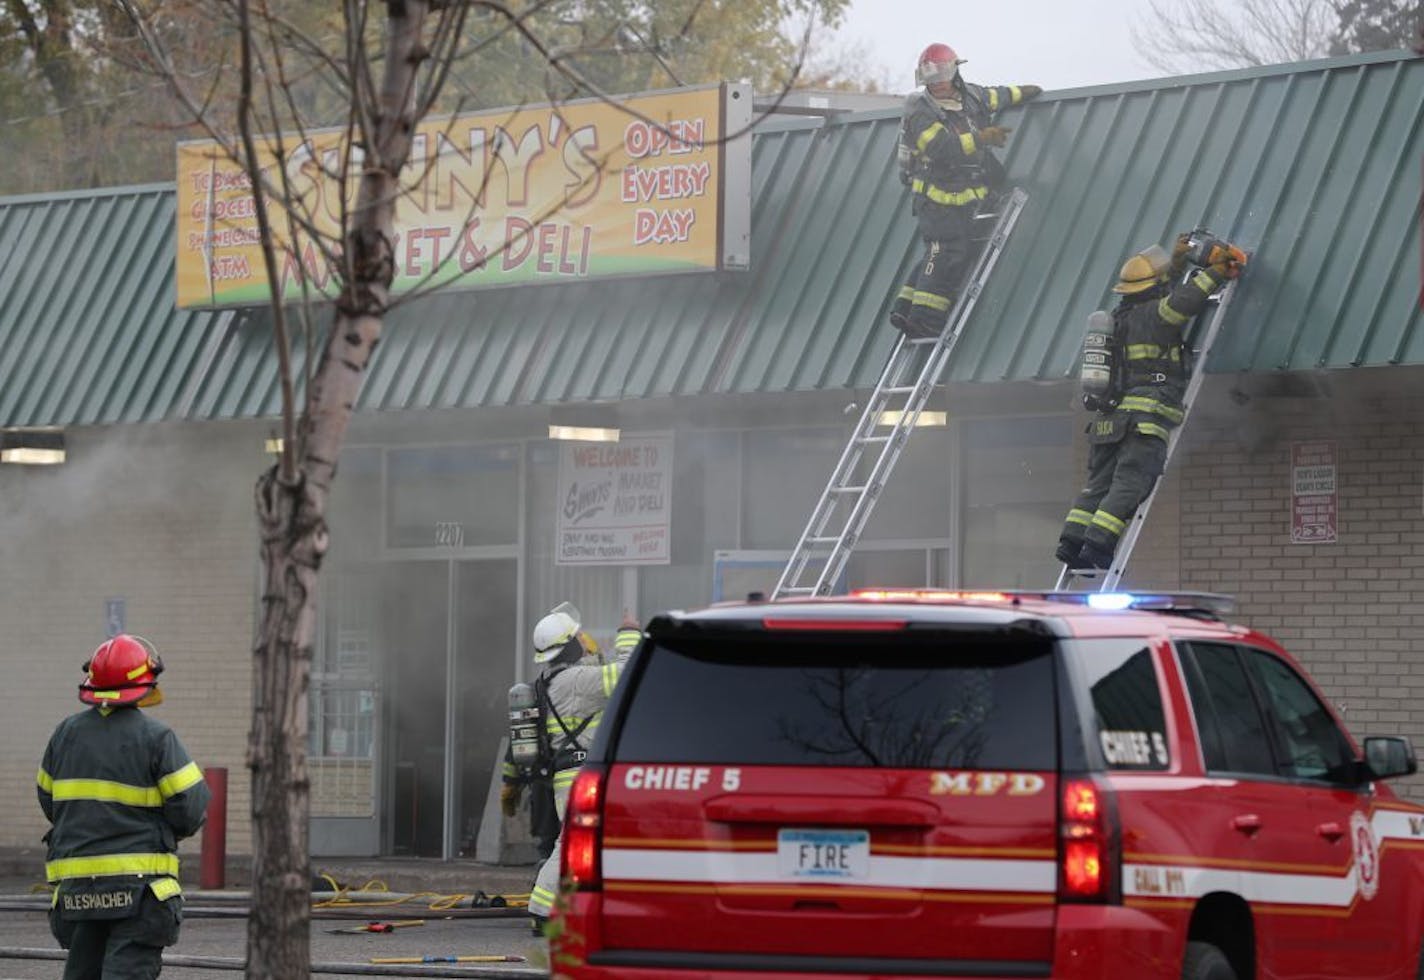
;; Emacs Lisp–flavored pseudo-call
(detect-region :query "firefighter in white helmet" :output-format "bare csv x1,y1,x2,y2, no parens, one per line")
523,602,632,934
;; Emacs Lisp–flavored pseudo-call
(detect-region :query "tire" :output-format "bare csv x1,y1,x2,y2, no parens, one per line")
1182,941,1237,980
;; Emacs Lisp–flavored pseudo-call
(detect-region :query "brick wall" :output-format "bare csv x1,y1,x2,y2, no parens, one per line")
1176,382,1424,799
0,420,264,859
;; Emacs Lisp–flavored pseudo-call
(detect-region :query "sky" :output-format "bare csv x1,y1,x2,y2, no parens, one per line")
831,0,1172,94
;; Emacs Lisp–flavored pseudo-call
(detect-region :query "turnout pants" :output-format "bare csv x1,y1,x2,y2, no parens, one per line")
50,886,181,980
528,771,575,919
1058,428,1168,564
891,205,976,335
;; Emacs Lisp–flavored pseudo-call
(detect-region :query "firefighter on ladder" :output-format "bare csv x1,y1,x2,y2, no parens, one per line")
38,635,210,980
890,44,1042,340
1056,233,1247,571
513,604,638,935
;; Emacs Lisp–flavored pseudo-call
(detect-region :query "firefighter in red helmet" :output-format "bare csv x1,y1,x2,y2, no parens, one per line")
891,44,1043,340
38,634,211,979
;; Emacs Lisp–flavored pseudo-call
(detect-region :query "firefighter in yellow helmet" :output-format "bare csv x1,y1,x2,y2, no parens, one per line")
38,634,210,979
890,43,1042,340
524,603,632,934
1056,233,1247,570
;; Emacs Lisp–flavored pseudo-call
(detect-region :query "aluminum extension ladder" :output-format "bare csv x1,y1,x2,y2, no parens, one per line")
1055,278,1239,592
771,187,1029,600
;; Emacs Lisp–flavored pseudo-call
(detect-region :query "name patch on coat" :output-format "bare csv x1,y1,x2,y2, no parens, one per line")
64,889,135,912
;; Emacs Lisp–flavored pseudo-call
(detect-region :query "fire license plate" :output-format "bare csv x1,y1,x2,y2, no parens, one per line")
777,828,869,880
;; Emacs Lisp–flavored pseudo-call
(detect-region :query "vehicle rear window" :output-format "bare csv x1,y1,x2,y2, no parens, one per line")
611,632,1056,770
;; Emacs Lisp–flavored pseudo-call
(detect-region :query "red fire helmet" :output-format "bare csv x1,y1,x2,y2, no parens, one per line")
79,634,164,706
916,43,963,91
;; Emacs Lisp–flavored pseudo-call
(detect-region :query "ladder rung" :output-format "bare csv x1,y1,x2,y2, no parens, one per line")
857,435,890,444
807,536,840,544
883,385,917,395
778,586,815,595
907,335,943,344
831,485,867,493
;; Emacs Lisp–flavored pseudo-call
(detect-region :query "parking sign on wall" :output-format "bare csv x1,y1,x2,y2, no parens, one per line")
1291,441,1337,544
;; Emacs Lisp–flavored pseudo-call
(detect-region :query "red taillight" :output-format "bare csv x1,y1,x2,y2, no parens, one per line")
560,766,605,890
1059,777,1115,902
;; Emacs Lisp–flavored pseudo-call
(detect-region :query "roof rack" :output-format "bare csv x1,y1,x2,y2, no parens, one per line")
846,588,1237,621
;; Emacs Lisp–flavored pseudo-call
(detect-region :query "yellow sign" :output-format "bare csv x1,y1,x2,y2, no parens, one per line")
174,84,749,308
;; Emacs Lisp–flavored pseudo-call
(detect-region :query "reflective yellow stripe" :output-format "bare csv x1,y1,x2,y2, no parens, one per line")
1091,511,1127,535
501,762,518,777
912,289,952,312
1125,344,1181,361
896,285,915,301
51,779,163,807
916,121,945,152
1010,85,1022,104
92,690,123,701
601,663,620,697
552,770,578,790
1065,508,1094,527
1192,270,1216,291
148,878,182,901
1136,421,1171,440
1118,396,1184,423
125,664,149,681
546,715,586,733
37,768,53,794
1157,296,1190,326
531,885,557,904
919,183,987,206
988,89,1000,111
158,762,203,799
959,132,976,155
46,852,180,882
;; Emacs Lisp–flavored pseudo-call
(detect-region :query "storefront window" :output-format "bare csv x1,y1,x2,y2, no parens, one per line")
741,428,844,550
386,443,519,548
327,448,382,561
960,415,1074,588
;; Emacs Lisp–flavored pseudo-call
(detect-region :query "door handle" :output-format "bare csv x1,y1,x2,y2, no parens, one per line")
1231,813,1262,835
1316,821,1345,843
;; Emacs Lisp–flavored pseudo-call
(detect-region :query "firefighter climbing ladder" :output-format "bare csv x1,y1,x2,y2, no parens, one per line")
1054,279,1240,592
771,188,1029,600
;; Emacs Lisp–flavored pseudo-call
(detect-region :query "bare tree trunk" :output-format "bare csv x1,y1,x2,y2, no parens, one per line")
244,4,429,979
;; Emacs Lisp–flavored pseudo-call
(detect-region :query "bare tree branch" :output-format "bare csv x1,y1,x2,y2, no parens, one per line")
1132,0,1335,73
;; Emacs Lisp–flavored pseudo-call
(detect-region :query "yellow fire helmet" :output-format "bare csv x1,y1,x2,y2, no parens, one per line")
1112,244,1171,294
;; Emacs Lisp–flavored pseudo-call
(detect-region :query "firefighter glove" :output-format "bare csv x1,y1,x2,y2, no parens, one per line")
500,783,522,818
978,125,1012,148
1170,233,1191,275
1020,84,1043,101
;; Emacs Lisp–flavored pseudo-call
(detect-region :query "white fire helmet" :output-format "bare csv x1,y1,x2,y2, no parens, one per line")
533,601,583,663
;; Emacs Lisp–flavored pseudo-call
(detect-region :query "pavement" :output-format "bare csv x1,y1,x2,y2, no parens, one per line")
0,850,548,978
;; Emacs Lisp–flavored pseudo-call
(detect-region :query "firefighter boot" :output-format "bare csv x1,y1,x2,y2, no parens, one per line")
1077,540,1116,571
1054,538,1082,567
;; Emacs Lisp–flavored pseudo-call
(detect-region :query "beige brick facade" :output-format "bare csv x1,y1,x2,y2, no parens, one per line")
1175,378,1424,800
1,420,264,860
2,369,1420,856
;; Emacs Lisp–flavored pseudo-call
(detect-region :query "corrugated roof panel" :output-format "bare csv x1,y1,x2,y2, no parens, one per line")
1,52,1418,428
0,187,231,428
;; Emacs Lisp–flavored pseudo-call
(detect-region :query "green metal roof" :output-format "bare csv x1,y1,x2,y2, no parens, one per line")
1,51,1419,427
0,185,234,427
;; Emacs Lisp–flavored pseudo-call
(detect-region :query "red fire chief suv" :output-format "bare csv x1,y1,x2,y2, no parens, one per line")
551,589,1424,980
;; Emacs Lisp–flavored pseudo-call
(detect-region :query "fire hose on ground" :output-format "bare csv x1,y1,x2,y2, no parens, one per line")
0,947,543,978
